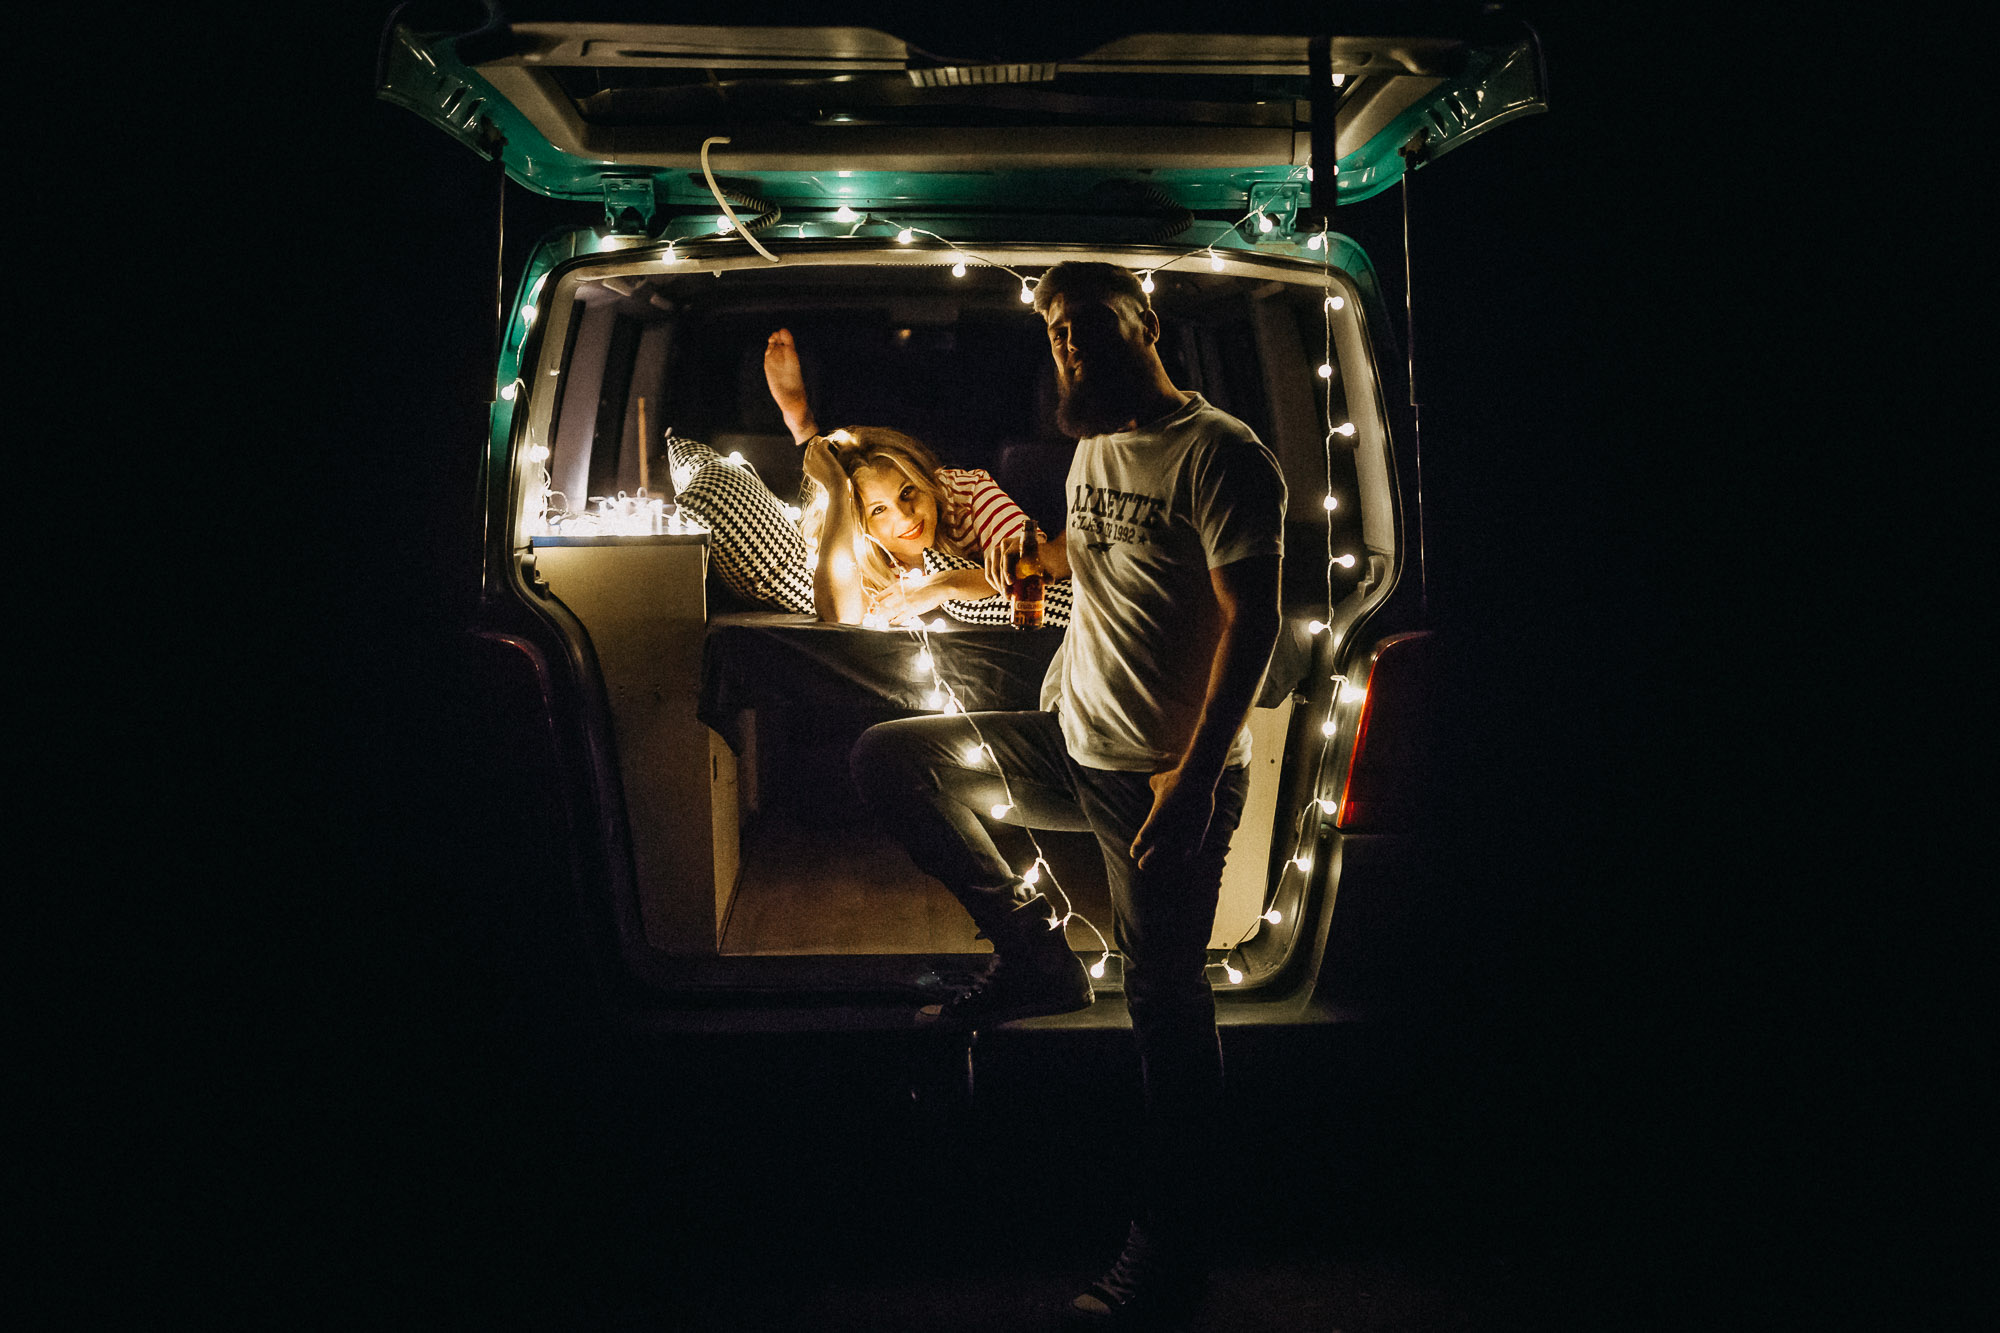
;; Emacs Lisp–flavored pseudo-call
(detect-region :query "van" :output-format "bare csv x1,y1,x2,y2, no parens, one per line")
376,6,1548,1033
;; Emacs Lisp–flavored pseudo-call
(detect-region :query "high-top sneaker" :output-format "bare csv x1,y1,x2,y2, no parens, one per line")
923,893,1093,1031
1068,1221,1208,1327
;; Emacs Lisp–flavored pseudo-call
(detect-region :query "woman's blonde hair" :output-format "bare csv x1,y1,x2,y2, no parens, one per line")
800,425,972,602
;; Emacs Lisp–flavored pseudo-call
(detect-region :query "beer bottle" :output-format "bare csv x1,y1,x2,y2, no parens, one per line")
1010,523,1046,629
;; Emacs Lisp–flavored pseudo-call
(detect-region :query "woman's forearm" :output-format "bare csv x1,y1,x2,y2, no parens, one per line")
812,495,867,623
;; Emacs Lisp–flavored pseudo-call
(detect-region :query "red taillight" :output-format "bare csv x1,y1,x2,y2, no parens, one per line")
1334,633,1438,831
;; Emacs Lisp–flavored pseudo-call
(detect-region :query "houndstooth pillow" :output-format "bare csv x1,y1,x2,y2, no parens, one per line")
922,546,1072,627
665,435,817,615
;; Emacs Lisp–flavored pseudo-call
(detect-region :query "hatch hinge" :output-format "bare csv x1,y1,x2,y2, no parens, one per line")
1247,183,1303,238
601,176,659,233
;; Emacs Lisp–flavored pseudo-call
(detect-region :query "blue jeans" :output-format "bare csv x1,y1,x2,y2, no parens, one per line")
851,709,1249,1232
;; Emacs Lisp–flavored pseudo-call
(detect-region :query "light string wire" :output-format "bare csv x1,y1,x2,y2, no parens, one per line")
903,617,1116,977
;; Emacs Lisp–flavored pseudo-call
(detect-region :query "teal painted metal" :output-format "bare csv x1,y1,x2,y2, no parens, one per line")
377,20,1545,221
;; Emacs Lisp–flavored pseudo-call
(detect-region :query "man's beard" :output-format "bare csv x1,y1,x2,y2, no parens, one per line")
1055,357,1147,439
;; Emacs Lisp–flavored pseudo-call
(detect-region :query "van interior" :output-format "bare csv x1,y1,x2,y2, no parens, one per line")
517,253,1370,982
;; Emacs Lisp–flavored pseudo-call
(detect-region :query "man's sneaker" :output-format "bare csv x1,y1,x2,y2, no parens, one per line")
1068,1222,1207,1327
922,948,1093,1031
921,894,1093,1031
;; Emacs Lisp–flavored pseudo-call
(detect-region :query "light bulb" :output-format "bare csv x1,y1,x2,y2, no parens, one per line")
783,504,802,521
1225,963,1244,984
500,382,518,401
718,216,735,233
1335,421,1356,437
1263,908,1283,924
1258,213,1273,233
1318,798,1338,815
928,690,944,708
1293,854,1313,872
1317,363,1333,379
963,744,986,764
1022,864,1041,884
1321,719,1336,736
1307,619,1326,635
521,305,537,324
942,700,959,715
1325,295,1345,311
930,618,947,632
825,429,855,445
1335,554,1357,568
1140,273,1155,294
1090,957,1107,978
952,259,967,277
914,650,933,672
527,443,550,462
1322,493,1338,510
726,451,747,465
991,803,1012,818
837,170,853,178
1020,284,1035,304
896,228,914,243
1307,234,1323,250
834,205,857,221
1046,915,1064,932
1208,250,1223,271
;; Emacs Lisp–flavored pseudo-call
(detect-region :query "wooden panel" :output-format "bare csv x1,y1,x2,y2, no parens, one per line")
532,539,737,953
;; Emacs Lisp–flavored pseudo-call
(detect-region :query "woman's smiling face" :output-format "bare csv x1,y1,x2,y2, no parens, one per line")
853,461,938,562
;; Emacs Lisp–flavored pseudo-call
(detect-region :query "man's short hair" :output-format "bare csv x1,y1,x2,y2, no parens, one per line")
1031,261,1151,318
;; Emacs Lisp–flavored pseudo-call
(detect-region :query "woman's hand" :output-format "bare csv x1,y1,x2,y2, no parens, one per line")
865,571,950,626
764,328,818,442
800,433,847,491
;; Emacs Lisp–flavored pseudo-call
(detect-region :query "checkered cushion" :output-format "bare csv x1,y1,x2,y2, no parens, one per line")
665,435,817,615
923,547,1072,627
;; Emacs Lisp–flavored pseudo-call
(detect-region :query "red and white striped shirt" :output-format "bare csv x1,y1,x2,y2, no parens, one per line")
938,467,1033,554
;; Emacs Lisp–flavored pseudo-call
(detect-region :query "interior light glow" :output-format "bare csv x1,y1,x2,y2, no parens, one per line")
837,170,853,177
1322,493,1338,510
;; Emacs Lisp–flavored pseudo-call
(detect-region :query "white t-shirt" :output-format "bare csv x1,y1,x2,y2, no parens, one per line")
1041,393,1285,771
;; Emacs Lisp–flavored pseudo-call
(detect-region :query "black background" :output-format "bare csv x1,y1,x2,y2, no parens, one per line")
63,2,1973,1325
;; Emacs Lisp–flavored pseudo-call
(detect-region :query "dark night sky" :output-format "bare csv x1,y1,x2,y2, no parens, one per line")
83,3,1965,1323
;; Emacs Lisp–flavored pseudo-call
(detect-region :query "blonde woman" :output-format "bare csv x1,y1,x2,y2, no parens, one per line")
767,329,1072,628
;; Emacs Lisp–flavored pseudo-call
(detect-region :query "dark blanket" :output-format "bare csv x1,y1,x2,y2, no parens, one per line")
696,609,1316,755
698,613,1066,753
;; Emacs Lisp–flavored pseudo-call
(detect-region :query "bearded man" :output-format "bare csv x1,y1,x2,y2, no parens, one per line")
851,260,1285,1326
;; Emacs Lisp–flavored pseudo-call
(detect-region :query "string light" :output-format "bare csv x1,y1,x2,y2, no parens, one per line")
1322,493,1339,510
1307,619,1326,635
1334,421,1357,437
1263,908,1283,924
990,803,1012,818
1334,554,1356,568
525,443,550,462
1022,861,1041,885
1019,282,1035,304
1318,798,1338,815
896,228,914,243
1292,853,1313,873
1318,362,1333,379
1321,718,1336,736
1139,272,1155,294
952,256,967,277
521,305,537,324
833,205,858,222
1306,234,1323,250
964,743,987,764
1224,958,1245,984
1257,212,1274,233
1325,295,1345,311
1090,954,1109,979
1208,249,1223,271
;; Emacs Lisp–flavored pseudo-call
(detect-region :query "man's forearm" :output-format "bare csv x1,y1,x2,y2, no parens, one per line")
1175,557,1282,787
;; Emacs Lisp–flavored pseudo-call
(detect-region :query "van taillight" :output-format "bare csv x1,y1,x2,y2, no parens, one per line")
1334,633,1438,831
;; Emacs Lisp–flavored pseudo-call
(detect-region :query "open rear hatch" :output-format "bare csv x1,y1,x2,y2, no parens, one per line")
378,8,1545,218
